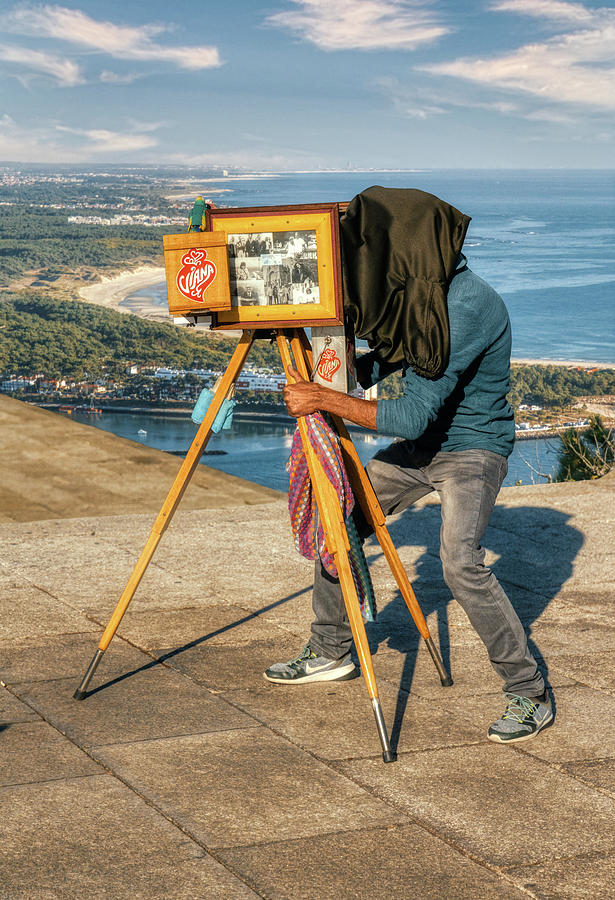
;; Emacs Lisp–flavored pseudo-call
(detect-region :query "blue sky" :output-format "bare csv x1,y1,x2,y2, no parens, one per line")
0,0,613,168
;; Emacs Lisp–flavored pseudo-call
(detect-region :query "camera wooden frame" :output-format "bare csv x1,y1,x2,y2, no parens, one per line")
206,202,344,330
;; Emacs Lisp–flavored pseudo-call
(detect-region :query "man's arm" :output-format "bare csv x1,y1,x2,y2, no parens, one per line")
283,366,377,430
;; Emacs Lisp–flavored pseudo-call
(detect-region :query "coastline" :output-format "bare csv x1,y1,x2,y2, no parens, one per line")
75,267,614,370
30,402,576,440
512,358,615,370
78,265,167,322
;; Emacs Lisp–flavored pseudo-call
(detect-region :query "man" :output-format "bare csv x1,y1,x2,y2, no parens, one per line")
265,187,552,745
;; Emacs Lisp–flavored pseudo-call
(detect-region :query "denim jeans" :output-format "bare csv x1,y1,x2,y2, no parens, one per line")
310,442,545,697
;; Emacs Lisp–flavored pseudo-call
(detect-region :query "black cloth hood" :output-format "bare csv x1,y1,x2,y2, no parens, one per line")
341,186,471,378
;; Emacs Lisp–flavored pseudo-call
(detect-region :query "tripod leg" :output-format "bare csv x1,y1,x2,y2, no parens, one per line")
294,331,452,688
334,423,452,687
73,330,256,700
281,333,395,763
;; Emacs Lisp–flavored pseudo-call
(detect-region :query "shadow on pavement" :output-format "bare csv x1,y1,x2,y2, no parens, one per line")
86,586,309,698
361,503,583,753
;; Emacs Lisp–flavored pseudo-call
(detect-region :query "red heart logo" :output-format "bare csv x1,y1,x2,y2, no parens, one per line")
317,347,342,382
176,249,217,303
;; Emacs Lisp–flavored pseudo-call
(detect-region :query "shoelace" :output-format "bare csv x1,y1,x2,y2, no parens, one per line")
287,645,317,670
502,693,538,723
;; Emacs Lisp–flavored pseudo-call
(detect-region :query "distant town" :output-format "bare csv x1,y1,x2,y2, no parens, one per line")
1,164,612,443
0,365,593,436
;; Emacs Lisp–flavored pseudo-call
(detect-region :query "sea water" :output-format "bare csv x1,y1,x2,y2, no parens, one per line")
127,169,615,363
118,170,613,489
88,411,562,491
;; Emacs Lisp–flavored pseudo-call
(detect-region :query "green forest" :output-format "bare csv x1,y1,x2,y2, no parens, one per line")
373,362,614,409
1,294,614,410
0,206,171,285
0,294,281,378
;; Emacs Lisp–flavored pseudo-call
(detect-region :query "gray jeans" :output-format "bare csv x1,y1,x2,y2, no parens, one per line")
310,442,544,697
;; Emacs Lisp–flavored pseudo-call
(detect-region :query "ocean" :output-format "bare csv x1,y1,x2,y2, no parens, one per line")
126,169,615,363
115,170,613,490
87,411,562,492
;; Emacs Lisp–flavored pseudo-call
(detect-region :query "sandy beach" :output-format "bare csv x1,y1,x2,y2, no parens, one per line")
512,358,615,370
78,265,168,322
76,268,615,369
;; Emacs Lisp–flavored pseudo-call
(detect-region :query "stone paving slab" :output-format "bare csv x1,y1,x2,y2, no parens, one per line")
226,678,491,760
0,632,147,684
27,560,219,616
0,774,259,899
1,720,101,786
372,634,580,700
2,435,614,897
0,569,31,590
492,540,612,596
95,728,407,849
548,650,615,696
240,583,318,639
370,641,517,699
520,685,615,764
217,824,529,900
338,745,615,867
503,854,615,899
490,498,587,545
0,585,94,648
0,530,135,571
111,603,302,652
559,759,615,797
0,686,38,723
152,634,303,692
12,666,258,749
556,586,615,617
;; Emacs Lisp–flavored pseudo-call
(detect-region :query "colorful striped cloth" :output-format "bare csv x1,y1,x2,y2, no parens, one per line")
287,412,376,622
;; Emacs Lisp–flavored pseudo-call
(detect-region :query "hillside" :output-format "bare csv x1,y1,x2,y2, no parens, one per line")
0,394,280,522
1,294,614,419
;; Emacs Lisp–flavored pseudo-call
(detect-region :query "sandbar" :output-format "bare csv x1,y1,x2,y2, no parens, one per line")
77,269,615,369
512,358,615,370
79,266,168,322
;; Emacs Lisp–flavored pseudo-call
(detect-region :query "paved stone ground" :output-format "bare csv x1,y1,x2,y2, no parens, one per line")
1,470,614,898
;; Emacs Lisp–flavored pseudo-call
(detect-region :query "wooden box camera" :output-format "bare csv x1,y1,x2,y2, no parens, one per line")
163,232,232,317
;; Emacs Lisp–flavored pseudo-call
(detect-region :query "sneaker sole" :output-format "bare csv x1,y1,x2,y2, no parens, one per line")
488,710,554,744
263,663,357,684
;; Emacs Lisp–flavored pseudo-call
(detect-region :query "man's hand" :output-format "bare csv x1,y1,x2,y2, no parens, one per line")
283,366,323,417
282,365,378,431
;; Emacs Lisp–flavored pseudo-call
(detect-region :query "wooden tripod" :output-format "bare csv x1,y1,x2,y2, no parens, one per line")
73,328,452,763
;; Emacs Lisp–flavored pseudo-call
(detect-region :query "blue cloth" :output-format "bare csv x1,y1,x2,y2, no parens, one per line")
191,388,236,432
357,255,515,458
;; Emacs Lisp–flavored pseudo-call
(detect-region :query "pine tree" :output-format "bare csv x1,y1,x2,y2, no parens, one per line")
555,415,614,481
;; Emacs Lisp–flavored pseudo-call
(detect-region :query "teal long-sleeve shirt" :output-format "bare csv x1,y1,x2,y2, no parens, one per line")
357,255,516,458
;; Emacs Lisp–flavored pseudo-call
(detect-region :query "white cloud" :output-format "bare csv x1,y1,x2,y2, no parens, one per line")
6,4,221,69
0,115,69,160
56,127,158,154
423,1,615,111
266,0,449,51
99,70,140,85
377,75,522,120
489,0,593,24
0,116,160,161
0,42,83,85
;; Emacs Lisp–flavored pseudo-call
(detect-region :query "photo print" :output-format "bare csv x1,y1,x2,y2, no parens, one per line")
228,229,320,307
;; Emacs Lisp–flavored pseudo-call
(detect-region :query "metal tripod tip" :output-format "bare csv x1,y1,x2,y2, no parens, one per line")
73,648,105,701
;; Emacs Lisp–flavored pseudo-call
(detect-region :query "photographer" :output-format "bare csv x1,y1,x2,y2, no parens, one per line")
265,187,552,745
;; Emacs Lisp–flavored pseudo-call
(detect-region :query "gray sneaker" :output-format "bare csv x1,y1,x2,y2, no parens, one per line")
264,644,356,684
488,692,553,744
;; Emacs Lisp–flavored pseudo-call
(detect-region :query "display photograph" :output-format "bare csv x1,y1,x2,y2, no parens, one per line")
228,229,320,307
